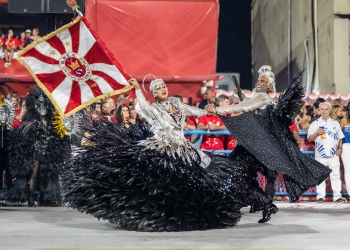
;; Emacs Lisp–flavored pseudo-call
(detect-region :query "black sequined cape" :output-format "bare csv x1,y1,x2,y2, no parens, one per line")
220,72,331,202
61,120,270,232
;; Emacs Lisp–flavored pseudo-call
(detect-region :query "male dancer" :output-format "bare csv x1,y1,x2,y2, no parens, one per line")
206,66,331,223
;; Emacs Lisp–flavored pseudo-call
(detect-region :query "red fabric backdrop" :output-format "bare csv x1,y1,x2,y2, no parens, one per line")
85,0,219,102
85,0,219,77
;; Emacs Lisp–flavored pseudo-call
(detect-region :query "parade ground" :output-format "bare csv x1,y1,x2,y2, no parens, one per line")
1,202,350,250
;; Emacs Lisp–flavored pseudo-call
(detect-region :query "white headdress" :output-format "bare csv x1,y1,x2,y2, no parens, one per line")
142,74,167,97
258,65,276,93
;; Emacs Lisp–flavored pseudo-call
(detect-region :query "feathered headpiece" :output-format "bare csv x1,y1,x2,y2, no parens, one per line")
258,65,276,93
23,86,54,122
142,74,167,97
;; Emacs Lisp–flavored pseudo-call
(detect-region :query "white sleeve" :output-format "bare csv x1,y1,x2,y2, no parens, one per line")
135,89,157,120
307,121,317,138
216,93,271,115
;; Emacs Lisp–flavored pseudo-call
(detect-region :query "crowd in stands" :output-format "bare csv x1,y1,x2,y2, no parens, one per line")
0,28,41,67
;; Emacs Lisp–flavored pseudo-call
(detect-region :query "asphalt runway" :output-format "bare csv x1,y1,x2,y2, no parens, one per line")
1,204,349,250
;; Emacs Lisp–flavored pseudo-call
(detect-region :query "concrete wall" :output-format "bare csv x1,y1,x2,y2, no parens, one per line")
252,0,350,94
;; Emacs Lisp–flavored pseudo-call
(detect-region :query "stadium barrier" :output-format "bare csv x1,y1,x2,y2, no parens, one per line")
0,131,347,202
184,129,348,201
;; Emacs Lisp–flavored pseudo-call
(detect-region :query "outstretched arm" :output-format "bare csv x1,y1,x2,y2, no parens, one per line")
179,102,207,117
129,78,157,120
215,93,272,115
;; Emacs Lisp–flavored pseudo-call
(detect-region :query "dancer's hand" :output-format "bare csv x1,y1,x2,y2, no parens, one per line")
230,112,244,117
128,78,140,90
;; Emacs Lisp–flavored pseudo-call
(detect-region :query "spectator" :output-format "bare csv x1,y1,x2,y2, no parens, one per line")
217,94,237,150
115,105,134,127
330,104,342,122
11,99,26,129
105,97,116,110
17,32,26,50
198,103,226,150
26,28,41,46
129,105,137,120
101,101,117,122
316,97,326,103
333,98,341,106
116,95,126,107
198,87,216,109
217,94,230,107
340,102,350,197
307,102,346,203
295,101,311,130
95,102,102,114
2,29,18,67
289,121,301,149
311,101,322,122
183,116,197,143
25,29,32,39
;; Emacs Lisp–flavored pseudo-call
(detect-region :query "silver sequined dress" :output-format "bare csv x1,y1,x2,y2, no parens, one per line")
135,89,211,168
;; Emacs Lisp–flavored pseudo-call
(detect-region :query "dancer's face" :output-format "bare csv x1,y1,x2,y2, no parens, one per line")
35,96,48,116
154,83,168,102
255,76,270,93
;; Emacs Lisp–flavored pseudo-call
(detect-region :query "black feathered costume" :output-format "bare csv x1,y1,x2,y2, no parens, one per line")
217,70,331,203
61,84,271,232
6,86,71,206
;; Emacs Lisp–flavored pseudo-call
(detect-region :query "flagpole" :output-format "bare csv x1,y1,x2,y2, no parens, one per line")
75,9,83,17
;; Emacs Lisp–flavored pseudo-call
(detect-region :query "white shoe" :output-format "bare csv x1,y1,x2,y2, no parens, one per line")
4,62,9,68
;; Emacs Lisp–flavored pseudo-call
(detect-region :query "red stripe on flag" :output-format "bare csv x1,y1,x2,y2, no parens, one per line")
81,16,130,81
22,48,58,65
65,80,82,114
36,71,67,93
92,70,125,90
85,79,103,97
46,36,66,55
84,42,112,65
68,21,81,54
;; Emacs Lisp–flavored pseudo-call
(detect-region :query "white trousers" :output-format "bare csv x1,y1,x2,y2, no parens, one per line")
341,143,350,195
315,156,342,201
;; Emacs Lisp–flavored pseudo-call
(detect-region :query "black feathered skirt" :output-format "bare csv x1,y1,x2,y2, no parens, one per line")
61,122,269,232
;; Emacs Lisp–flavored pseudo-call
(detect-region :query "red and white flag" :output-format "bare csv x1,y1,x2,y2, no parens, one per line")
18,16,132,117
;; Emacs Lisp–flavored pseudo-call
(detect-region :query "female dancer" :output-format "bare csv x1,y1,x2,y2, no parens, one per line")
340,102,350,198
61,76,271,232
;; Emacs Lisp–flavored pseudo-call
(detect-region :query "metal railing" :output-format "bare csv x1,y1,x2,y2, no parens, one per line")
1,130,347,201
184,129,348,197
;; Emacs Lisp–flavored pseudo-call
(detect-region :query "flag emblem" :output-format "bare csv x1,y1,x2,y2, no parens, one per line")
59,53,92,82
17,16,132,117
